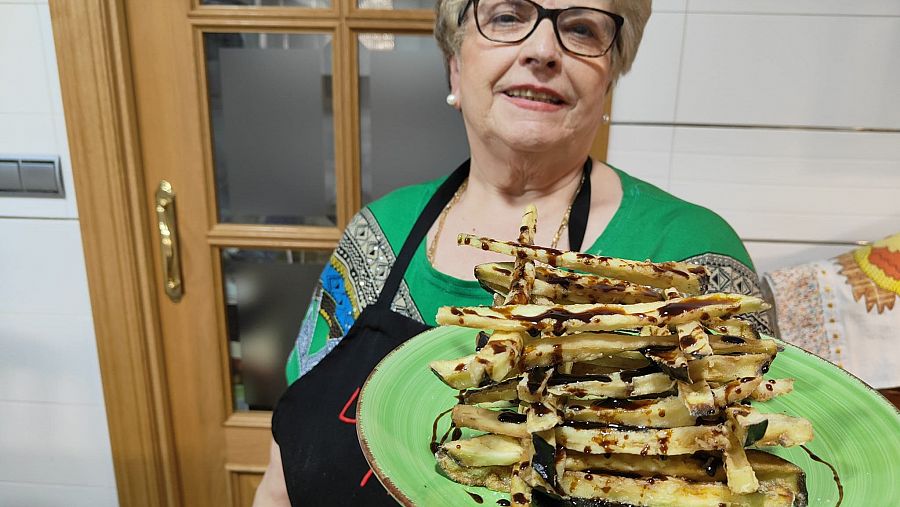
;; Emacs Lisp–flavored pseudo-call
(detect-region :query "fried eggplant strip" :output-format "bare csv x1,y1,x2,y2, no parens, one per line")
432,348,771,390
458,234,709,294
525,332,676,368
546,371,675,399
452,405,531,438
564,451,728,482
503,205,537,306
725,410,761,493
560,471,798,507
436,294,770,335
705,318,761,341
556,424,730,456
729,407,814,448
750,378,794,401
437,449,807,505
679,380,717,417
563,376,765,428
476,262,664,305
707,334,778,355
475,331,526,383
443,433,525,467
565,394,695,428
435,448,510,492
677,321,713,357
646,347,693,383
473,207,537,383
688,353,773,384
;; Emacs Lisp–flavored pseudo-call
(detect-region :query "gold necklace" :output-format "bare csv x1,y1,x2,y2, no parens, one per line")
427,172,586,265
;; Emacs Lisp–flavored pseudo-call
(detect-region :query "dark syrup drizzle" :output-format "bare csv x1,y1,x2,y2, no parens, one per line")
466,491,484,503
800,445,843,506
429,406,455,454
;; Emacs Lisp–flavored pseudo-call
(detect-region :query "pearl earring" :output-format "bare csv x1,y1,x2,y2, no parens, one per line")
446,94,458,107
602,113,611,124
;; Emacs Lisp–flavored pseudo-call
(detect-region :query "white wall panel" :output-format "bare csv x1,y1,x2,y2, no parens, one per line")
0,113,56,153
688,0,900,17
37,3,64,115
0,313,102,405
706,209,897,245
654,0,687,13
0,483,117,507
55,113,79,217
0,219,93,315
0,3,77,219
671,126,900,159
745,240,852,275
676,14,900,129
606,124,672,190
612,11,685,122
0,401,116,488
667,127,900,243
0,4,51,113
0,1,114,504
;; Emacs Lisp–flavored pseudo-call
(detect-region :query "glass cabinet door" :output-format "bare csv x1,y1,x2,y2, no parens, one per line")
358,33,469,203
204,32,337,226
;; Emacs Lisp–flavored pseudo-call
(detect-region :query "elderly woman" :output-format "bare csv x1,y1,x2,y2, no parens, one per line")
254,0,766,504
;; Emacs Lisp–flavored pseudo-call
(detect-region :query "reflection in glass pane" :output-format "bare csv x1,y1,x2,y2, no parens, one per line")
357,0,434,9
222,248,330,411
358,35,469,203
202,0,330,8
204,32,336,226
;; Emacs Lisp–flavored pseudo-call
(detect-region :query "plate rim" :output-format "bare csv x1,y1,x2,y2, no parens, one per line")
356,326,900,505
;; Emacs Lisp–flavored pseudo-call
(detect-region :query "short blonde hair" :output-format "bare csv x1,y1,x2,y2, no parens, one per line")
434,0,652,83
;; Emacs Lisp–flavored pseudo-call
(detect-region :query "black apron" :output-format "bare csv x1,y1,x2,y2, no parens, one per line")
272,158,593,506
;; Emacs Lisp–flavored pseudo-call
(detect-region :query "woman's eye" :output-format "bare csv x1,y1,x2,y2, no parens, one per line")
490,12,524,24
565,23,597,38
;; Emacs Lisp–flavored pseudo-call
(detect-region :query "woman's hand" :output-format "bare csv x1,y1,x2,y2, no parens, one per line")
252,438,290,506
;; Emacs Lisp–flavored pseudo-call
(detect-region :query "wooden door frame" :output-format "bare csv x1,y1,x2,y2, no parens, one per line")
49,1,612,506
49,1,179,506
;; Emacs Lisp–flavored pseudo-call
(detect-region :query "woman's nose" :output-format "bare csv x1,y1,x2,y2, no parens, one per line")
519,18,563,69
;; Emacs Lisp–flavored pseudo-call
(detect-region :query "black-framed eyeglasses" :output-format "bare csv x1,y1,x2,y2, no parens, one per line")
457,0,624,58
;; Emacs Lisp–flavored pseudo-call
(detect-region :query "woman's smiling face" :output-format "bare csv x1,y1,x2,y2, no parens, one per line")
450,0,615,155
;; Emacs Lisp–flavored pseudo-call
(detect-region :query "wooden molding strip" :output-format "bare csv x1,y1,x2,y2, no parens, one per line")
49,1,180,506
207,223,341,250
225,411,274,429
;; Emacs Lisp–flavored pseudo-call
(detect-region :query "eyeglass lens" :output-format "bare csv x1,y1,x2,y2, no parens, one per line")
475,0,618,57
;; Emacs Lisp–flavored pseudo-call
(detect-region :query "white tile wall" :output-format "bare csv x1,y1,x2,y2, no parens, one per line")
0,2,118,506
612,11,685,123
610,4,900,274
676,14,900,129
0,483,118,507
0,1,76,219
0,4,51,114
744,241,853,275
687,0,900,17
606,125,672,189
653,0,687,13
0,219,93,315
0,313,102,405
667,128,900,242
0,401,116,488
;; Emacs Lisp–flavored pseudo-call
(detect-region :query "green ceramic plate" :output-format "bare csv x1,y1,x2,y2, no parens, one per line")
357,326,900,506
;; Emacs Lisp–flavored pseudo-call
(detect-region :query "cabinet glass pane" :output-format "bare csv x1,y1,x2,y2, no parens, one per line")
204,32,336,226
202,0,330,8
358,34,469,203
357,0,434,9
222,248,330,411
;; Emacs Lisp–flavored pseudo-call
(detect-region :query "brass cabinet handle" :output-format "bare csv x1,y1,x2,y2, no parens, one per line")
156,180,183,302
